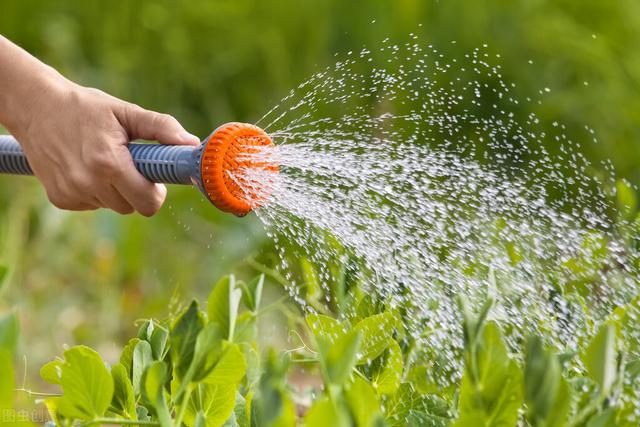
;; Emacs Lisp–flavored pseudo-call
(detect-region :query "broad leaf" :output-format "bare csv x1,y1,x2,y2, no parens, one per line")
132,340,153,397
40,359,63,385
385,383,451,427
305,397,351,427
150,325,169,360
353,312,395,364
119,337,141,377
56,346,114,420
455,321,522,427
203,342,247,386
184,383,238,427
318,329,361,386
111,363,136,419
306,313,346,343
524,336,571,427
208,275,242,341
373,339,403,395
345,377,382,426
171,300,205,378
582,322,618,396
141,361,172,427
178,323,224,395
241,274,265,313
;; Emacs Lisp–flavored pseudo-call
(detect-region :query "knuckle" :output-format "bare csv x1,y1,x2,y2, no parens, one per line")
68,171,92,194
154,113,177,128
88,151,123,178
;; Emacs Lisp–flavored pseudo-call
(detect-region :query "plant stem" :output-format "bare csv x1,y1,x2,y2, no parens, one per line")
82,419,159,426
15,387,62,397
174,384,194,427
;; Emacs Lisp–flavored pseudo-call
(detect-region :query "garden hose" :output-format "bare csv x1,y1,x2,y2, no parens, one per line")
0,122,276,216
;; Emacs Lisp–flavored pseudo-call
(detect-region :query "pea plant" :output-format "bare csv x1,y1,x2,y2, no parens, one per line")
1,267,637,426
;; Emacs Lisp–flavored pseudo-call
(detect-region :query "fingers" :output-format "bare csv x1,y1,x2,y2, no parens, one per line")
113,161,167,217
116,103,200,146
95,185,135,215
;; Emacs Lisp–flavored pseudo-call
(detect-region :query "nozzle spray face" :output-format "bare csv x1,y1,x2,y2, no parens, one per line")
199,122,277,216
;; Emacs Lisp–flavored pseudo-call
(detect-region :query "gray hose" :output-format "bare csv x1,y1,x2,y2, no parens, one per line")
0,135,198,185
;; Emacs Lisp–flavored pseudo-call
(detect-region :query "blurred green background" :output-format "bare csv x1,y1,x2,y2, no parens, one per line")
0,0,639,385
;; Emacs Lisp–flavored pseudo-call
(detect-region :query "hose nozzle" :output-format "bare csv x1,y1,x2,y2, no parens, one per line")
200,122,277,216
0,122,278,216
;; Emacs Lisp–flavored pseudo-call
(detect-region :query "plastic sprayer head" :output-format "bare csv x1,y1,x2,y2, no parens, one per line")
199,122,277,216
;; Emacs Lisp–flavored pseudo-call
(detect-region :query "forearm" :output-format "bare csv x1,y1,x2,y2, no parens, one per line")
0,35,68,134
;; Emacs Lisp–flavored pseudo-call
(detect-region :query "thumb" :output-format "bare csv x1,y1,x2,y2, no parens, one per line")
117,103,200,146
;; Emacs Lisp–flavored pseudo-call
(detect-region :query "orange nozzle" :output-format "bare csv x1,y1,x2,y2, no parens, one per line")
200,122,277,216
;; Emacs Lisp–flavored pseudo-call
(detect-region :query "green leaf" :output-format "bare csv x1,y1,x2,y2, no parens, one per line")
345,377,382,427
225,393,248,427
0,348,15,410
119,337,141,377
141,361,172,427
234,311,258,343
524,336,571,427
306,313,346,343
111,363,136,419
301,257,323,310
56,345,114,420
132,340,153,398
586,408,618,427
616,179,637,220
0,265,8,292
353,311,395,364
171,300,205,378
305,397,351,427
195,411,207,427
208,275,242,341
240,342,261,388
385,383,451,427
184,383,238,427
184,323,224,385
150,325,169,360
318,329,361,386
138,319,155,341
0,312,18,353
40,359,63,385
626,358,640,379
372,339,403,395
582,322,618,396
252,350,294,427
43,397,64,426
242,274,264,313
455,322,522,427
202,342,247,386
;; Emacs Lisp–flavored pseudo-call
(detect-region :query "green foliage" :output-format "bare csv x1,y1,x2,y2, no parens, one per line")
524,337,571,427
455,320,523,426
0,267,633,426
53,346,114,420
581,322,618,396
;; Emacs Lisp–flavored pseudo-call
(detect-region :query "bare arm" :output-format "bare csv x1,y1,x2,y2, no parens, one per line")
0,35,200,216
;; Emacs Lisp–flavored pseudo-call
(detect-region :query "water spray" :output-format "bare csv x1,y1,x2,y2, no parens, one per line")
0,122,276,216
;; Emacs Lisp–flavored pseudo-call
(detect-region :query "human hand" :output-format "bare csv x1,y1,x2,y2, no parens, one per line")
0,36,200,216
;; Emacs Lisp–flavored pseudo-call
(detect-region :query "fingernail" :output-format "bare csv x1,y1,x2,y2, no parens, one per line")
179,131,201,145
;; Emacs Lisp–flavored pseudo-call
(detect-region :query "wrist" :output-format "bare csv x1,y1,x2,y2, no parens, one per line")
0,36,72,136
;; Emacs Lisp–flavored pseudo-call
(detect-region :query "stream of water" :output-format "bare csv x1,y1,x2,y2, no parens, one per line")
233,38,639,384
